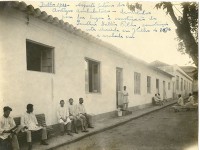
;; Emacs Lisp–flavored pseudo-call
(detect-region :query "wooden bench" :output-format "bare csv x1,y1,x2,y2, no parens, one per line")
14,114,54,145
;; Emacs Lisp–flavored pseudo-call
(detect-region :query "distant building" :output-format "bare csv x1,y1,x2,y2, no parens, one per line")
0,2,192,126
180,66,198,94
150,61,193,99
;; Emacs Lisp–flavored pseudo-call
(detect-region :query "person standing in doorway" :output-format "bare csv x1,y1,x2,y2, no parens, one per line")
123,86,129,110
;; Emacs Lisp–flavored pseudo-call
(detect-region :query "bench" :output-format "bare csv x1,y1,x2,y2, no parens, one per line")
14,114,54,146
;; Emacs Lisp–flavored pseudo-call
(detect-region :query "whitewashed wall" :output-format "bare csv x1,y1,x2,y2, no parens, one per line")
0,8,173,125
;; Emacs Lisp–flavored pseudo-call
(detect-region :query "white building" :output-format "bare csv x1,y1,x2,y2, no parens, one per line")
0,2,192,126
150,61,193,99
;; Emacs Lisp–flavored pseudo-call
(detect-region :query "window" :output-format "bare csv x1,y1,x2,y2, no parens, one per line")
26,40,54,73
134,72,141,94
168,82,170,90
184,80,186,90
176,76,179,90
156,79,159,93
85,58,100,93
147,76,151,93
189,83,190,91
181,78,183,91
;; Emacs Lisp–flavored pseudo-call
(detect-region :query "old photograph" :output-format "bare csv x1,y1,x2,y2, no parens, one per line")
0,1,198,150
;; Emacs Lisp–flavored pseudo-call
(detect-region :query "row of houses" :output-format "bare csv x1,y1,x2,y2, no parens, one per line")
0,2,193,126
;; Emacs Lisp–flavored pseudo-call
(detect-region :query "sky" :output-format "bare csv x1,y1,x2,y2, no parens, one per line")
25,1,195,66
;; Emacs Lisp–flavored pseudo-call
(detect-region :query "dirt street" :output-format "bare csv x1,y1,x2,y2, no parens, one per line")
55,106,198,150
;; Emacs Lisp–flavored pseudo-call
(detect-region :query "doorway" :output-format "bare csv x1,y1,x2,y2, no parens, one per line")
116,68,123,108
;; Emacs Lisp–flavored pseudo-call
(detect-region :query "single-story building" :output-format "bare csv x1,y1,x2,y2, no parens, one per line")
0,2,192,126
150,61,193,99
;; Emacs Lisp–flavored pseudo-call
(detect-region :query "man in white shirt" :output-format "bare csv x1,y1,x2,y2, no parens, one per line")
153,94,163,106
185,93,195,107
21,104,48,150
0,106,22,150
57,100,72,136
177,94,184,106
122,86,129,110
77,98,94,130
68,98,88,133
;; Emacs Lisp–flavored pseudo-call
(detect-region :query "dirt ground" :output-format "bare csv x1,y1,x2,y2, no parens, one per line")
55,106,198,150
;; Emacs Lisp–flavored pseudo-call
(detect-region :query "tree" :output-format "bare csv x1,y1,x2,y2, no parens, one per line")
128,2,198,67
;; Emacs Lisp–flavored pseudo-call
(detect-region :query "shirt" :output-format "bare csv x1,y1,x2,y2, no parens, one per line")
123,90,129,103
77,104,86,114
0,116,16,134
188,96,194,104
68,104,78,116
21,112,38,129
177,97,184,106
57,106,69,121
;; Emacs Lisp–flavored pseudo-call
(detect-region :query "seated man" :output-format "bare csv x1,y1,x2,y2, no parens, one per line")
57,100,72,136
177,94,184,106
68,98,80,133
153,94,163,106
0,106,22,150
185,93,195,107
157,93,164,104
77,98,94,129
21,104,48,150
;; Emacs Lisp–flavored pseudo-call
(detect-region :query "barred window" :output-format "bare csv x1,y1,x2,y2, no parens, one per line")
156,79,159,93
85,58,100,93
26,40,54,73
176,76,179,90
134,72,141,94
147,76,151,93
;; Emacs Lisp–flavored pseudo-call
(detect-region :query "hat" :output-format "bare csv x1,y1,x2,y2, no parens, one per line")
3,106,12,112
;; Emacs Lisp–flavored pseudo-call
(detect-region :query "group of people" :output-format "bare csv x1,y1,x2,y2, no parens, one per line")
0,97,94,150
176,93,196,107
57,98,94,136
0,104,48,150
153,93,164,106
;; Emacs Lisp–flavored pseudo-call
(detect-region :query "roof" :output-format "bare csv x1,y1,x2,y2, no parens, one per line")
180,66,197,79
150,60,170,68
148,65,174,77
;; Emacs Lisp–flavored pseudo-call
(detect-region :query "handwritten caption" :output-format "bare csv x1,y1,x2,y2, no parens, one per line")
39,2,171,39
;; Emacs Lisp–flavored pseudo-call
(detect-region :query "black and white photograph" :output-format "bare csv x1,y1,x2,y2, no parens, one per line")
0,1,198,150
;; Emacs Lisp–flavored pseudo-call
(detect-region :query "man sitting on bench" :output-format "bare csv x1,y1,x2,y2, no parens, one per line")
153,94,163,105
0,106,22,150
77,98,94,129
21,104,48,150
185,93,196,107
177,94,184,106
57,100,72,136
68,98,85,133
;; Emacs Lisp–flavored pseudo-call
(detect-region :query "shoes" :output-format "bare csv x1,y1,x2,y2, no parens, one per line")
40,140,49,145
88,126,94,128
75,131,78,134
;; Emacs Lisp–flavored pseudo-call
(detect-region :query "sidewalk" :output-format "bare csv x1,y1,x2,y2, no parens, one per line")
21,99,177,150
